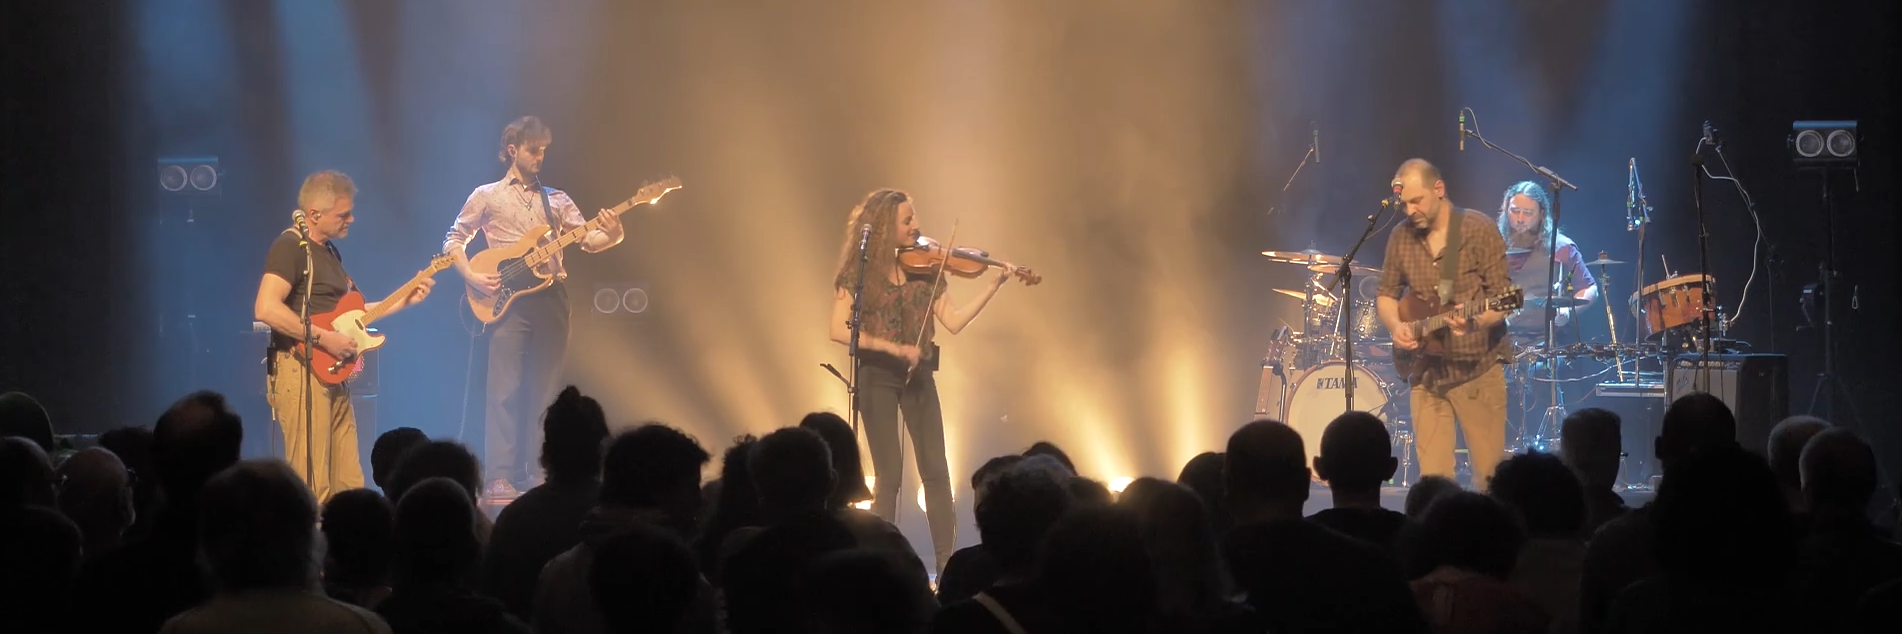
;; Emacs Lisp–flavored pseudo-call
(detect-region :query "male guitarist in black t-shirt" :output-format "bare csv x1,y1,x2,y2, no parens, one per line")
254,170,433,502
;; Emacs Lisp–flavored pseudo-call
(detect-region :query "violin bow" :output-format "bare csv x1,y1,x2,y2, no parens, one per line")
906,220,959,383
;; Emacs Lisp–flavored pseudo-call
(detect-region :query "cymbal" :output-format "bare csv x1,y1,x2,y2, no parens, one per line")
1261,250,1343,266
1306,262,1380,276
1526,296,1592,308
1583,257,1627,266
1272,288,1308,300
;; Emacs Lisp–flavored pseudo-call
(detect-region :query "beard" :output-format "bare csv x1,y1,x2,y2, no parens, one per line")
1507,228,1544,248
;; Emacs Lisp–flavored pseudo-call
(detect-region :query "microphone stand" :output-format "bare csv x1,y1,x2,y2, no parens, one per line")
1690,154,1714,390
1265,127,1318,218
296,214,317,488
1329,198,1393,413
1459,119,1577,451
846,226,874,436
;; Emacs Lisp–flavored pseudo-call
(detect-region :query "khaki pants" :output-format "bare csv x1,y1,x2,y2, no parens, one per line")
1411,363,1508,488
269,350,364,503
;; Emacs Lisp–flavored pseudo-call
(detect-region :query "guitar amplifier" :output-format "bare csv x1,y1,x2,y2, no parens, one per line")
1667,353,1788,456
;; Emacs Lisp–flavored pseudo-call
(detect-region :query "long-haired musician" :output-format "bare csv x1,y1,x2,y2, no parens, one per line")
1496,180,1597,333
827,188,1013,572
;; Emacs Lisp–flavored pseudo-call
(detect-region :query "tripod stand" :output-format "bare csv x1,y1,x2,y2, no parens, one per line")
1806,169,1862,425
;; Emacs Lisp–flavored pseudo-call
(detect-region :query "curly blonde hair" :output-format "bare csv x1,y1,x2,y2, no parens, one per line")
833,188,911,290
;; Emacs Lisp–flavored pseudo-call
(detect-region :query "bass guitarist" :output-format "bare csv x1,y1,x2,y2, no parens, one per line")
444,116,625,500
256,170,434,502
1376,159,1513,486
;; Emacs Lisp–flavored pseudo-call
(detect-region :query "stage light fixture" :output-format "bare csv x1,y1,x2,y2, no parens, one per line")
1790,121,1858,167
590,282,650,320
157,156,222,195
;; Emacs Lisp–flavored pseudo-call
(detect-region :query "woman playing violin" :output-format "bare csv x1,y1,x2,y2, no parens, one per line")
828,188,1022,572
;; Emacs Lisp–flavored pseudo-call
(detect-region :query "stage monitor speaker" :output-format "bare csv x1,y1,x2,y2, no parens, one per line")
1667,353,1788,456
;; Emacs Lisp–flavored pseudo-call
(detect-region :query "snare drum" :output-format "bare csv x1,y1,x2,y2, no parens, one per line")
1284,362,1393,482
1629,274,1712,339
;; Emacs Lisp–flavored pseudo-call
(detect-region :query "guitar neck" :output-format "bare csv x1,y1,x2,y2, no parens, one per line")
522,200,634,268
1416,302,1490,335
362,270,436,325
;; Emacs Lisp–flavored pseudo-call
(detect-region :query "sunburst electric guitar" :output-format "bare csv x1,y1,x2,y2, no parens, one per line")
1390,286,1524,381
294,253,456,385
462,176,683,324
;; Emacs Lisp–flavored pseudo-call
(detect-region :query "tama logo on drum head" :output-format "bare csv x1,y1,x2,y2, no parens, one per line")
1313,376,1363,390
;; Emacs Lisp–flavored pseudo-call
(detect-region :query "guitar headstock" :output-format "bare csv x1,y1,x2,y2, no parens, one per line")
423,252,456,275
624,176,683,209
1489,286,1526,312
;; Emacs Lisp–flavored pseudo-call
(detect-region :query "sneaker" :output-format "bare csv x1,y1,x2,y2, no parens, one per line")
485,479,520,501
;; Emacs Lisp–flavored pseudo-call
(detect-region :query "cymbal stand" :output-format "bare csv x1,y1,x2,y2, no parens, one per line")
1460,109,1578,452
1597,254,1626,383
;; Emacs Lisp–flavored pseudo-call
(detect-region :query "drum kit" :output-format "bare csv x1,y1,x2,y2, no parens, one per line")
1255,245,1725,485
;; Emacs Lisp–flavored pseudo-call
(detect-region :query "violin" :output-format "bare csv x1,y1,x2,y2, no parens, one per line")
897,236,1042,286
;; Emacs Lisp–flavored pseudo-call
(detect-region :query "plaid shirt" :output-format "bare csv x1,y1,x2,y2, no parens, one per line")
1378,207,1513,387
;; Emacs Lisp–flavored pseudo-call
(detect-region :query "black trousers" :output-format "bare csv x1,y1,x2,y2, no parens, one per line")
857,363,957,572
485,280,569,485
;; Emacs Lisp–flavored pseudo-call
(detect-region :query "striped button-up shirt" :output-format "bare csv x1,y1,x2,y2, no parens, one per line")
1378,207,1513,388
444,176,616,278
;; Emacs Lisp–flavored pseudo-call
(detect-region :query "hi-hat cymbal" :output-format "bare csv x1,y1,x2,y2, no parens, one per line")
1583,257,1627,266
1272,288,1308,300
1306,262,1381,277
1261,250,1343,266
1505,247,1534,256
1526,296,1592,308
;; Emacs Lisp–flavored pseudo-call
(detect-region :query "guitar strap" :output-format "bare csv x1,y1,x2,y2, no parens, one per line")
536,184,565,278
1436,207,1464,302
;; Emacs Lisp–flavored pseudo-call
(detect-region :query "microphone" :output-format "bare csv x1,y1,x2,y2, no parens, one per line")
1382,179,1404,208
1312,123,1321,164
1458,112,1466,151
292,210,310,247
1702,121,1722,150
856,223,873,254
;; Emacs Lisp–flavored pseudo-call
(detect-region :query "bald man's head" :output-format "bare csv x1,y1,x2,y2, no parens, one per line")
1394,159,1448,230
1225,420,1310,503
1396,158,1443,189
1767,415,1830,491
1800,428,1877,510
1656,392,1736,468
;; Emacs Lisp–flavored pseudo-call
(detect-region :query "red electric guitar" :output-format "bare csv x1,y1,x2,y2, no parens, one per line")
293,253,455,385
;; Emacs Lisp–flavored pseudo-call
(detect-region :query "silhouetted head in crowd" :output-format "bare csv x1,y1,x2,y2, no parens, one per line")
369,427,427,492
197,459,320,591
1651,443,1794,584
1405,475,1461,519
1023,441,1077,475
1488,451,1585,539
0,436,55,510
970,454,1025,505
1800,428,1878,518
542,386,610,487
1037,505,1157,634
589,523,703,634
1560,408,1622,492
1656,392,1737,469
975,464,1070,579
0,505,82,626
1413,491,1525,580
98,425,158,531
153,390,244,505
1176,451,1230,534
385,440,481,503
798,412,872,510
56,447,135,553
1769,415,1830,510
698,435,763,572
1315,412,1397,496
1068,477,1113,507
0,391,55,453
1224,420,1310,521
1117,478,1234,620
321,488,394,590
749,427,835,521
391,477,484,588
601,424,711,530
800,549,933,634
